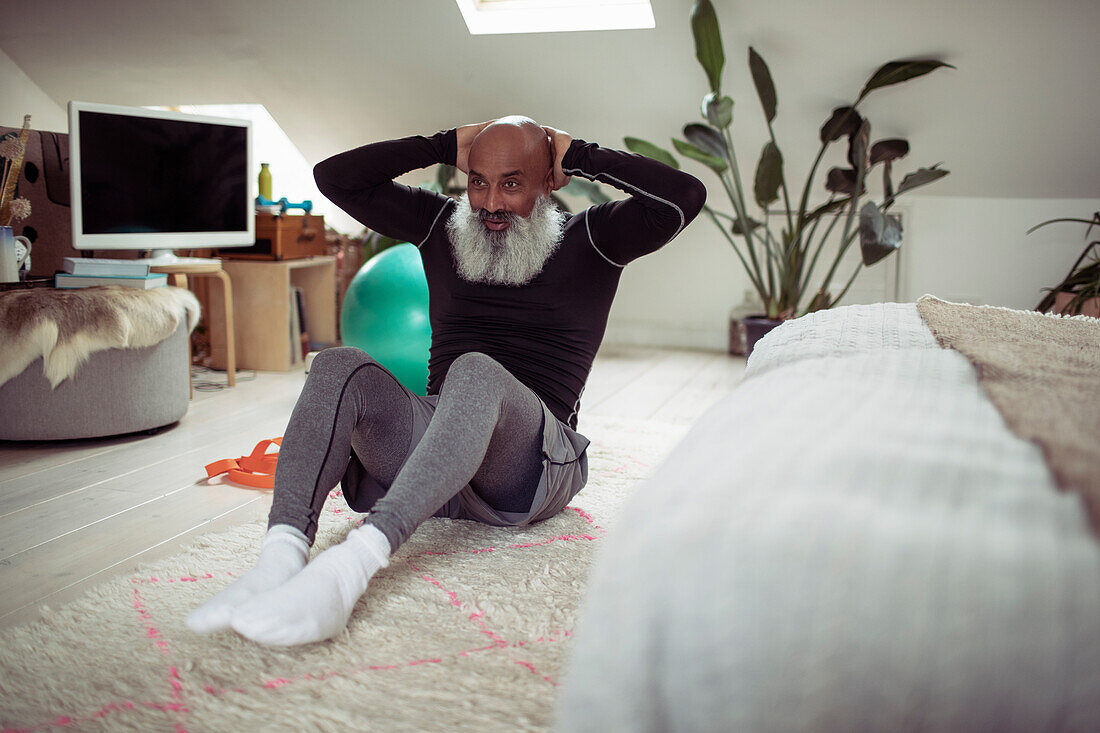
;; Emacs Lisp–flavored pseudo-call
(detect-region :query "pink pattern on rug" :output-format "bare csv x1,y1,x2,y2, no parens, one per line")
408,562,564,686
0,700,193,733
7,500,608,729
132,573,220,585
130,586,190,732
410,566,465,609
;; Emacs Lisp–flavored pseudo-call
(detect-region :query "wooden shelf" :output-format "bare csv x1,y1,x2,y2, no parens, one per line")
207,256,337,372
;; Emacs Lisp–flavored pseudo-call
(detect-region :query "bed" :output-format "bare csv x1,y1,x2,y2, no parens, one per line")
557,299,1100,732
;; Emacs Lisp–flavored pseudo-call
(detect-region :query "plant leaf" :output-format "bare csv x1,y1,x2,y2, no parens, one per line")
896,165,950,195
859,201,902,265
820,106,863,143
807,289,831,313
673,137,728,173
702,92,734,129
883,213,903,248
870,138,909,164
691,0,725,94
805,197,851,223
825,167,859,195
436,164,456,190
753,141,783,208
683,123,729,162
748,47,777,123
561,177,611,205
623,137,681,169
849,120,871,171
732,216,762,234
1026,214,1100,235
859,60,955,101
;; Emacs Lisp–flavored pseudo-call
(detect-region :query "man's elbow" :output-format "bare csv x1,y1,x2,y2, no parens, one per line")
648,175,708,246
682,176,708,225
313,160,336,198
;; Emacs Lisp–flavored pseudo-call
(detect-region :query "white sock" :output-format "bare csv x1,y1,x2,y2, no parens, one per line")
230,523,391,646
186,524,309,634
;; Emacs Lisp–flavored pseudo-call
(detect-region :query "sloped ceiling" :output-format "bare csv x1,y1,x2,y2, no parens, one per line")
2,0,1097,200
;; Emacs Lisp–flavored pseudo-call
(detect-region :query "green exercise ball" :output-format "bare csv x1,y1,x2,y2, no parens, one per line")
340,243,431,395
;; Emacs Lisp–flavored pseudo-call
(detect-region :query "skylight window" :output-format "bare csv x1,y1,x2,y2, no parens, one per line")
455,0,654,35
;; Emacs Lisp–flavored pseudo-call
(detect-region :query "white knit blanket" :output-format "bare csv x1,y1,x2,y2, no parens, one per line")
0,286,199,389
560,302,1100,732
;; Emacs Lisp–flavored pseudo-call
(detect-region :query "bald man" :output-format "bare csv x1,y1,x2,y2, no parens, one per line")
187,117,706,646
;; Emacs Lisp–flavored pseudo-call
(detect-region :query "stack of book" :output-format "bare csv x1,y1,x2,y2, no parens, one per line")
56,258,168,289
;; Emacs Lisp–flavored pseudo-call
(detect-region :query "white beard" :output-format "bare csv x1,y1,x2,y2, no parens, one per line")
446,193,566,286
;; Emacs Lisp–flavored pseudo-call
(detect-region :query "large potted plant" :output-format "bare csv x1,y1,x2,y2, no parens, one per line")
1031,212,1100,317
626,0,952,353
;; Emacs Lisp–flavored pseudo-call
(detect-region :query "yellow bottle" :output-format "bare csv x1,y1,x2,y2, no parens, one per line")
258,163,272,200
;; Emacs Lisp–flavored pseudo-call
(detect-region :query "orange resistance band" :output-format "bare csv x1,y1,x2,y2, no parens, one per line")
205,437,283,489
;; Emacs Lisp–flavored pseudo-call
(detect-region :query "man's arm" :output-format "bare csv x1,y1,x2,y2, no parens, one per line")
313,130,458,246
557,135,707,266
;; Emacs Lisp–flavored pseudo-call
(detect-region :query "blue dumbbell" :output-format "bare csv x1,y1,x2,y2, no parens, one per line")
256,196,314,214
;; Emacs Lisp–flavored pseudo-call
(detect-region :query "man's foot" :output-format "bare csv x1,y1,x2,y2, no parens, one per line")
186,524,309,634
230,523,391,646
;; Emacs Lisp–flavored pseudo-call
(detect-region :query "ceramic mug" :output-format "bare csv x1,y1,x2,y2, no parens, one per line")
0,226,32,283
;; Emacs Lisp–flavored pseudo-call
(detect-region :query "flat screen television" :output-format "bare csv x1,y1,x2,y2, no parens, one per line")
68,101,254,262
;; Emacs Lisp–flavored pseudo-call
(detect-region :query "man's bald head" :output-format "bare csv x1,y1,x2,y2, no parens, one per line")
466,116,553,221
470,116,552,178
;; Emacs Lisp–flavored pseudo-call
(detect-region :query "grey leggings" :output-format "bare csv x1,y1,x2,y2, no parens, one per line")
268,348,545,552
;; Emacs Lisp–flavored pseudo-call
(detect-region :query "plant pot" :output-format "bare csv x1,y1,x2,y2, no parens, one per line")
728,317,747,355
1052,291,1100,318
742,315,784,356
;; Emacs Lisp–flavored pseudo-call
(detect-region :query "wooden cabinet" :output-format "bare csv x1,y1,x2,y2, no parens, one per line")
207,256,337,371
215,213,327,260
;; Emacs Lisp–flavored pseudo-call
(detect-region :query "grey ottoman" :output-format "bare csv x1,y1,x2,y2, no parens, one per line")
0,317,190,440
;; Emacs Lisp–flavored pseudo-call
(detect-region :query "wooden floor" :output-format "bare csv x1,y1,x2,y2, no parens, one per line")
0,346,745,631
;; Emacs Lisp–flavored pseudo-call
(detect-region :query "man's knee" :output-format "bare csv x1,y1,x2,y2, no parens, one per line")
445,351,507,387
309,347,380,378
439,352,516,404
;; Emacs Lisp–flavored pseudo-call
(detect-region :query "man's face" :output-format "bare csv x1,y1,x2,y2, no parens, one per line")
466,129,552,232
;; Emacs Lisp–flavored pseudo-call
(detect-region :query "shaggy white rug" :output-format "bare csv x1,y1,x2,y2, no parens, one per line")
0,416,687,732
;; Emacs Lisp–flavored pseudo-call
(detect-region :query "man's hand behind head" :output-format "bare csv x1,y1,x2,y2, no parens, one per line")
455,120,496,174
542,126,573,192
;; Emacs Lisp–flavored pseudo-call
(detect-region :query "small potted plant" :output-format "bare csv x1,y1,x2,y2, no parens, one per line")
1031,212,1100,317
626,0,952,353
0,115,33,287
0,115,32,228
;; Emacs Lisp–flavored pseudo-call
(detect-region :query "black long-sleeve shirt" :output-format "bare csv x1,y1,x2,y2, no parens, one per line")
314,128,705,429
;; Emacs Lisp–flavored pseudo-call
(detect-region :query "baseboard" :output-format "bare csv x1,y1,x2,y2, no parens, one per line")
601,319,726,352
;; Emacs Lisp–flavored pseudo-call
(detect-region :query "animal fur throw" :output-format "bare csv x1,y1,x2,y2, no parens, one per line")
0,286,200,389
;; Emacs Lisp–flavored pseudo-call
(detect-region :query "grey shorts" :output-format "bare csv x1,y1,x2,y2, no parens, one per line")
341,390,590,528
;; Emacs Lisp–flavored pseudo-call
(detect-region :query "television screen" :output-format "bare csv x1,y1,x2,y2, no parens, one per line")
69,102,253,253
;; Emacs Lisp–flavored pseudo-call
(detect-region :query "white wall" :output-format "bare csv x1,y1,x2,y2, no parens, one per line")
5,42,1094,353
0,47,65,131
900,196,1100,309
601,190,1100,351
603,216,743,351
